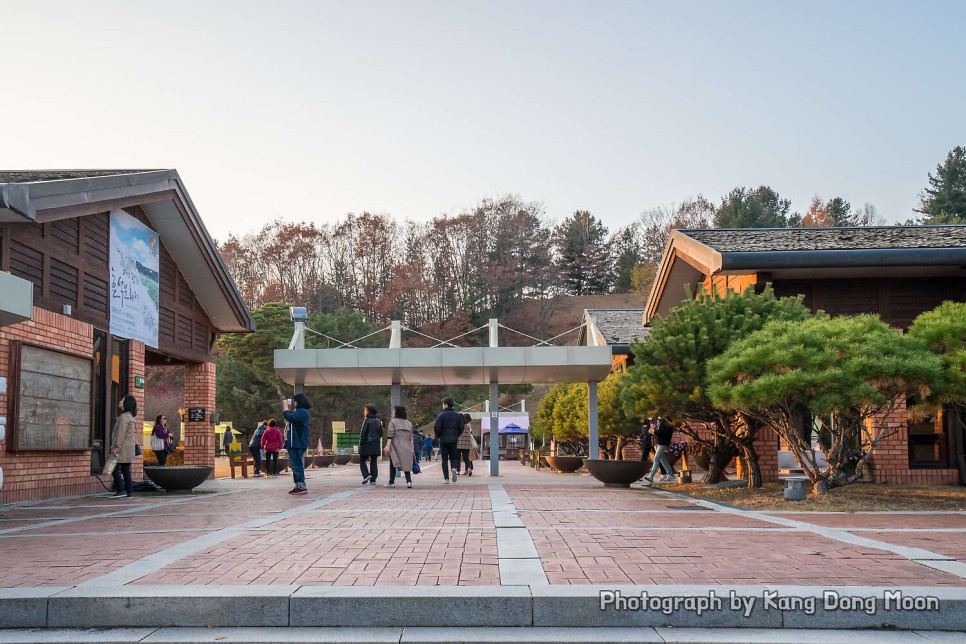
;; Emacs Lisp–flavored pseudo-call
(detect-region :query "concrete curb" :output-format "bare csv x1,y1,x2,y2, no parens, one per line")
1,584,964,630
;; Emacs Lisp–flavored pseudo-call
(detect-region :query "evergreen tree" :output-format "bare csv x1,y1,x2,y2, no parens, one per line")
609,224,643,293
709,315,944,494
619,285,812,486
553,210,611,295
916,146,966,224
714,186,792,228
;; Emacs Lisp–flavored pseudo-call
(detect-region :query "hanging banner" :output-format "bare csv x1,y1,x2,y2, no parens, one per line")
109,209,160,348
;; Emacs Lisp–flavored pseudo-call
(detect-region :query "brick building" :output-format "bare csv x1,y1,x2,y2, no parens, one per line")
0,171,254,504
643,225,966,485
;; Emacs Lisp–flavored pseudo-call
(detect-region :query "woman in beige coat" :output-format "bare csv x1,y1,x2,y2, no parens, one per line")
109,395,138,499
457,413,475,477
384,405,414,488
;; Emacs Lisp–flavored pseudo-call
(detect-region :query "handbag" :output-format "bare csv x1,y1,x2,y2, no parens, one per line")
135,443,143,457
412,458,421,475
102,455,117,476
150,436,165,451
470,434,478,450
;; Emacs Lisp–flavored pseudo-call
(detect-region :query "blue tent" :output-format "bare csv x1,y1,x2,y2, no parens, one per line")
500,422,527,434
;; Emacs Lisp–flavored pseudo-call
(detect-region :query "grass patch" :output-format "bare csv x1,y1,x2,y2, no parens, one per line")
661,481,966,512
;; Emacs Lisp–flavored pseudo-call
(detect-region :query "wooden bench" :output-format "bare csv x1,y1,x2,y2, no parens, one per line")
229,453,256,479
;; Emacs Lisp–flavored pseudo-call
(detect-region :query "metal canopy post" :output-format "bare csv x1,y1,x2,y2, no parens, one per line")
489,319,499,478
390,320,402,409
588,381,599,460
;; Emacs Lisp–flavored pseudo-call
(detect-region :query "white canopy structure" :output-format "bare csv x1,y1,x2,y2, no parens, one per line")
274,318,614,476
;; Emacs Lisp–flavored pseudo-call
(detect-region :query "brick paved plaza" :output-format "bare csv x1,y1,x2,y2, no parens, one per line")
2,460,965,590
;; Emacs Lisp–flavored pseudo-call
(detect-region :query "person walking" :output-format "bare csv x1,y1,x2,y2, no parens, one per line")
150,414,171,467
282,393,312,495
359,404,383,485
432,437,440,461
109,395,138,499
433,397,464,484
644,416,675,483
261,418,284,477
412,430,424,463
249,421,267,477
384,405,415,488
457,413,474,477
222,425,233,456
421,433,433,462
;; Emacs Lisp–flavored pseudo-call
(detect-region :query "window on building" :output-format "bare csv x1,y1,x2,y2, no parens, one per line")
907,398,948,470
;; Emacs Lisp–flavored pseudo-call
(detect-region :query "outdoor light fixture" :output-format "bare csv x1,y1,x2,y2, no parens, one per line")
290,306,309,322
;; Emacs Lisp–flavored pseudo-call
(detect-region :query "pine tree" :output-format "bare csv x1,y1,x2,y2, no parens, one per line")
619,285,812,486
714,186,792,228
553,210,611,295
916,146,966,224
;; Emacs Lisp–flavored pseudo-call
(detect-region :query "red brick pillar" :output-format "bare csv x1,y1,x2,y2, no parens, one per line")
128,340,146,481
183,361,216,468
755,426,780,482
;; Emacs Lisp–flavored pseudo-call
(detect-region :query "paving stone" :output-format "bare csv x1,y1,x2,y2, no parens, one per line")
142,626,403,642
290,585,532,626
530,585,781,628
401,626,661,643
48,585,296,627
655,627,938,643
0,628,157,643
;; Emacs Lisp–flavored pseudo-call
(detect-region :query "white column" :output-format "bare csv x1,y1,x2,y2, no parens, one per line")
588,381,599,460
489,318,499,477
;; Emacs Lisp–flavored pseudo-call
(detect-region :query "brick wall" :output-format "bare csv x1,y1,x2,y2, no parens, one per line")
0,307,107,505
868,401,958,485
183,361,216,468
128,340,146,483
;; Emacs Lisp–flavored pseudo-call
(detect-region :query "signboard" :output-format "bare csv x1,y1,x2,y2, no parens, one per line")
480,415,530,433
188,408,205,422
9,343,92,451
109,209,160,348
133,376,145,388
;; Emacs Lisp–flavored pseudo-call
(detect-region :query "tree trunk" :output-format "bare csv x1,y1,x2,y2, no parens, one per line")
614,436,624,460
812,477,830,495
741,441,762,488
706,451,724,484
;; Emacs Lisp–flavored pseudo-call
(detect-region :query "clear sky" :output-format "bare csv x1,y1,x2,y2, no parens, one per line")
2,0,964,240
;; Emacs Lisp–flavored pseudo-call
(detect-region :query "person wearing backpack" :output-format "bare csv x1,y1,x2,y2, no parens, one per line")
249,421,267,477
359,404,383,485
260,419,284,477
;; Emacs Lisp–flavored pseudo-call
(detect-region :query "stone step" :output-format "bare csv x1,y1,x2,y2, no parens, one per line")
0,627,958,644
2,585,964,631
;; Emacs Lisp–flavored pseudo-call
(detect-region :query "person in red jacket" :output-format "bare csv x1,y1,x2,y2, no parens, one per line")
260,418,284,478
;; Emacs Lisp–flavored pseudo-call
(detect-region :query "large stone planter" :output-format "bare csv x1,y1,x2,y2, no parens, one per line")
350,455,360,465
546,456,584,473
143,466,213,491
334,454,353,465
584,459,650,488
315,454,337,468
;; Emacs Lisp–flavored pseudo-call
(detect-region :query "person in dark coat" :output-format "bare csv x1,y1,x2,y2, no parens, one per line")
282,393,312,495
413,430,424,463
644,417,675,483
433,397,464,484
249,421,267,477
359,404,383,484
222,425,233,455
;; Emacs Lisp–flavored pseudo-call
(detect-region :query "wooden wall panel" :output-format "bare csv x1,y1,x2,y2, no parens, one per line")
50,218,80,253
49,258,78,305
3,203,218,364
10,239,43,299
